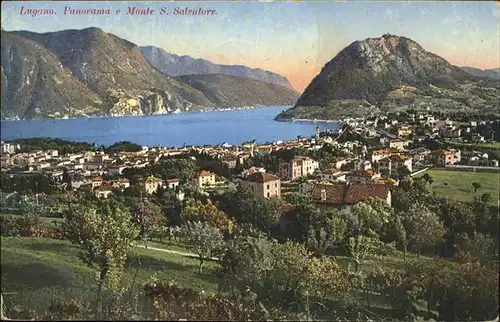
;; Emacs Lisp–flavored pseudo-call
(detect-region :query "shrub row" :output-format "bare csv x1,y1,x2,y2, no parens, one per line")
0,214,63,239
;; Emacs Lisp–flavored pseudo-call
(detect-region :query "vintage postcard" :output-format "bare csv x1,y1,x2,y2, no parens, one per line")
0,1,499,321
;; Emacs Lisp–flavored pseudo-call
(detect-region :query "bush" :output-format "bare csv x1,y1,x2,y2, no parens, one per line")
143,277,272,321
46,298,86,320
0,214,62,239
0,215,18,236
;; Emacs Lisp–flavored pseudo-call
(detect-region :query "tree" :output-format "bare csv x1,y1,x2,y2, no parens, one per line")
61,205,139,312
402,204,444,256
479,192,492,205
282,192,313,207
421,173,433,186
307,213,347,256
393,166,411,180
472,182,481,193
181,198,232,231
366,267,416,317
105,141,141,154
131,201,165,248
234,157,244,174
218,232,274,298
219,236,353,317
455,232,498,263
214,186,279,235
62,168,72,190
393,215,408,262
407,259,500,321
438,200,476,256
347,235,394,272
181,221,226,273
341,199,393,239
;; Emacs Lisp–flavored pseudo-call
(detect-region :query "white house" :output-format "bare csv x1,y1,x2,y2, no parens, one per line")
166,178,181,190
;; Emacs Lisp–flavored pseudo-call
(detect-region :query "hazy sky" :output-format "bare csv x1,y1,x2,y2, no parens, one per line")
2,1,499,92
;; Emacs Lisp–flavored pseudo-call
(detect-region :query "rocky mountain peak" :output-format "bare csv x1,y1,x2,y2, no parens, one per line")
276,34,499,121
140,45,298,92
1,28,298,119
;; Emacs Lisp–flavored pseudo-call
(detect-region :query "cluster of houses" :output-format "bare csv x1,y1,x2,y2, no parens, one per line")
1,112,497,209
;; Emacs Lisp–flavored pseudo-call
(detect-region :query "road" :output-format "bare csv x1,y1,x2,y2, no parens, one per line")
133,244,220,261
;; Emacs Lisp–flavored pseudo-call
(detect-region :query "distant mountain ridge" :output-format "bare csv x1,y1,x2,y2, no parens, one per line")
461,66,500,80
1,27,298,120
175,74,298,108
140,46,298,92
277,34,499,121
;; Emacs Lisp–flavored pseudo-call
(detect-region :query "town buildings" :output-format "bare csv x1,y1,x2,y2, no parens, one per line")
192,170,216,189
345,170,381,184
389,138,410,151
240,172,281,199
1,141,20,154
432,149,461,167
310,182,391,211
144,175,165,195
378,155,413,177
279,156,319,181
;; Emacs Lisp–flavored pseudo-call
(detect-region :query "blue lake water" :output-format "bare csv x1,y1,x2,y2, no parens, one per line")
0,106,340,147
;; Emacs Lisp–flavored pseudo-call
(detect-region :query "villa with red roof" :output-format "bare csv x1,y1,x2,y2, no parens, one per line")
192,170,216,189
310,182,391,211
166,178,181,190
240,172,281,199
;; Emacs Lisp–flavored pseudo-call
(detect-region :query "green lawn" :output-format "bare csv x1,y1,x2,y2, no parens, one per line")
0,237,219,315
147,238,191,253
417,169,500,204
479,142,500,149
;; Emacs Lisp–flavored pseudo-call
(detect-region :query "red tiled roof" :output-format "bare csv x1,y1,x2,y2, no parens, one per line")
246,167,258,174
385,154,409,162
311,183,345,204
311,182,389,205
167,178,180,183
199,170,213,177
92,176,102,182
118,178,129,183
344,183,390,204
324,168,340,174
347,170,376,177
245,172,280,183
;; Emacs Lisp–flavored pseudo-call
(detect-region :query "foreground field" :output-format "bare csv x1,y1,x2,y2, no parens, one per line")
479,142,500,149
417,169,500,204
0,237,219,315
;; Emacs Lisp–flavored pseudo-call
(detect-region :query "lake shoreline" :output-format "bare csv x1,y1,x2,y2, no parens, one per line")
1,106,341,147
1,105,291,122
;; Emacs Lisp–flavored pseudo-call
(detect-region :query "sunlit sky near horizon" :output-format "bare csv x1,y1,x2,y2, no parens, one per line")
1,1,499,92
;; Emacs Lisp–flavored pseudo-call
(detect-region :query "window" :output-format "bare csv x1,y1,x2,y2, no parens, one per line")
267,192,270,198
267,184,270,189
321,189,327,201
275,183,277,188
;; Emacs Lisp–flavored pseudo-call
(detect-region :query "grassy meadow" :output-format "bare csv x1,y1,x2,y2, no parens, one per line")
0,237,219,315
417,168,500,204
